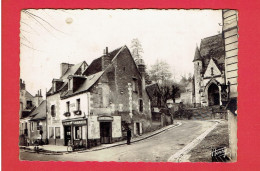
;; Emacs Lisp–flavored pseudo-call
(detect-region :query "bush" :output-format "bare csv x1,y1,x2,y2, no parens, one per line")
173,108,193,120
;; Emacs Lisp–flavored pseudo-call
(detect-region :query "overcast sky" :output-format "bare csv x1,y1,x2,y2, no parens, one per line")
20,9,222,96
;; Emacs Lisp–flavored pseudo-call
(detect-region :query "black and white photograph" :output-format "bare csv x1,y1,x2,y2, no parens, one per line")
19,9,238,162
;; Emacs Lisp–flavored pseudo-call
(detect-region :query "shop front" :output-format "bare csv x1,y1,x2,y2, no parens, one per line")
98,116,113,144
62,118,87,147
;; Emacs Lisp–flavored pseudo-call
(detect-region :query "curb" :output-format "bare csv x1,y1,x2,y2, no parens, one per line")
167,120,219,162
20,122,182,155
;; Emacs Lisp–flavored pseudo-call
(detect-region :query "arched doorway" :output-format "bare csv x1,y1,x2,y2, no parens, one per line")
208,83,220,106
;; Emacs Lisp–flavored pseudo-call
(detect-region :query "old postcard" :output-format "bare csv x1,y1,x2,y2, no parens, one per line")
19,9,238,162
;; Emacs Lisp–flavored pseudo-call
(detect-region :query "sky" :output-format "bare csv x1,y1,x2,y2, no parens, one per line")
20,9,222,96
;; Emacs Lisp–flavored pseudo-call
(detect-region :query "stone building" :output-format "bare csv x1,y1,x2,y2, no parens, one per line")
193,34,228,107
19,79,44,145
222,9,238,161
178,80,194,106
46,46,152,147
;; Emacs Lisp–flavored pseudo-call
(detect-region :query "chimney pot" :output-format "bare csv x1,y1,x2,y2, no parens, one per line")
106,47,108,55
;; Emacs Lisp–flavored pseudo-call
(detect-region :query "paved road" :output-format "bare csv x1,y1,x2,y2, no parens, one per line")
20,120,215,162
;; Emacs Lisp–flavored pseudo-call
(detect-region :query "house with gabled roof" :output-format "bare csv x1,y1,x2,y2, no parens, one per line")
193,34,228,107
19,79,44,145
46,45,152,148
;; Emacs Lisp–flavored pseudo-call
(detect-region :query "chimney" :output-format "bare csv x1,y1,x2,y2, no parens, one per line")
60,63,74,77
20,79,25,90
137,61,146,92
102,47,110,70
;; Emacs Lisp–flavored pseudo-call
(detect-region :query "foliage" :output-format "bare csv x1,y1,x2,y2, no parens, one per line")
130,38,144,64
148,59,172,85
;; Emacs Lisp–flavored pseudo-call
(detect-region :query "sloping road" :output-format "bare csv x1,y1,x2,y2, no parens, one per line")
20,120,215,162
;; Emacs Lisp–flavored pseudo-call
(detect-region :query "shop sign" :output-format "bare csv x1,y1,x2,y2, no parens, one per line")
73,120,87,125
63,121,72,125
63,120,87,125
98,116,113,122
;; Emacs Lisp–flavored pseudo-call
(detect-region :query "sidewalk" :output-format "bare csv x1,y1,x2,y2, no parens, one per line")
20,122,182,155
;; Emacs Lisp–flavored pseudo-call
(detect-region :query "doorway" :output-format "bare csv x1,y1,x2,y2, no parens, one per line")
208,83,220,106
136,122,140,135
64,126,71,146
100,122,112,144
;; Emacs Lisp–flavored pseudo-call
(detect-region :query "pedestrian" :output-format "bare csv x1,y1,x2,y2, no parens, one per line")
127,128,132,145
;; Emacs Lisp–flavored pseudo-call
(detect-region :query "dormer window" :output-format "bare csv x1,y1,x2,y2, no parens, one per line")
53,82,56,92
68,78,73,90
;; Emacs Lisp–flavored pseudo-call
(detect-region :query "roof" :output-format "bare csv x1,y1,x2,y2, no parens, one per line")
25,90,34,99
193,46,202,62
146,83,160,99
47,61,86,95
195,34,225,73
61,61,86,80
30,100,47,121
83,47,123,76
60,71,104,99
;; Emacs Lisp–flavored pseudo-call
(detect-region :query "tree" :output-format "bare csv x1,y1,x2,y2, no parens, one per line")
130,38,144,64
148,59,172,85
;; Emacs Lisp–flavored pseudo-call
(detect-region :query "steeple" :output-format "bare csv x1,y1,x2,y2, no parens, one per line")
193,45,202,62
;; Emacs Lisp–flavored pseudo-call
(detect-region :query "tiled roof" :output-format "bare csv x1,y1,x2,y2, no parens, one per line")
61,61,86,80
60,71,104,99
83,46,123,76
30,100,46,121
25,90,34,99
193,46,202,62
47,61,86,96
195,34,225,73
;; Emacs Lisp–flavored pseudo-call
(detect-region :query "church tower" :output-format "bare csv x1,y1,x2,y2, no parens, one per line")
193,46,203,107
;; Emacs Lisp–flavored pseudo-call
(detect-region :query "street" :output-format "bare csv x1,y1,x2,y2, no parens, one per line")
20,120,215,162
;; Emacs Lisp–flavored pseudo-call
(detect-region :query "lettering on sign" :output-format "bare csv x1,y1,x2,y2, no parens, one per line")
63,121,72,125
73,120,87,125
62,120,87,125
98,116,113,121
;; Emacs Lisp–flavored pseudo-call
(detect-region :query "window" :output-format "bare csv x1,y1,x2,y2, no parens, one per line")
139,99,143,112
31,122,34,131
26,100,32,109
211,67,214,76
123,66,126,72
53,82,56,92
51,105,56,117
76,99,81,111
74,126,82,140
37,121,41,130
66,101,70,112
68,78,73,90
132,80,138,92
49,127,54,139
55,127,61,139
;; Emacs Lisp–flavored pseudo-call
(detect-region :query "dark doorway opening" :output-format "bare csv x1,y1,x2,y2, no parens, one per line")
208,83,220,106
64,126,71,146
136,122,140,135
100,122,112,144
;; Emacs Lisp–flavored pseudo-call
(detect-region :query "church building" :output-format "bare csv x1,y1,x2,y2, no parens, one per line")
193,34,228,107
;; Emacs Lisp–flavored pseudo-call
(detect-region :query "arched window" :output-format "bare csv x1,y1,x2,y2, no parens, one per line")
51,105,56,117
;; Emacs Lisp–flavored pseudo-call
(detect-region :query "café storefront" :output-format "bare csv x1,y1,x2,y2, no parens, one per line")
62,118,87,147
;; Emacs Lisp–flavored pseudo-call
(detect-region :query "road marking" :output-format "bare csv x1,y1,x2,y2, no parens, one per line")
167,121,219,162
